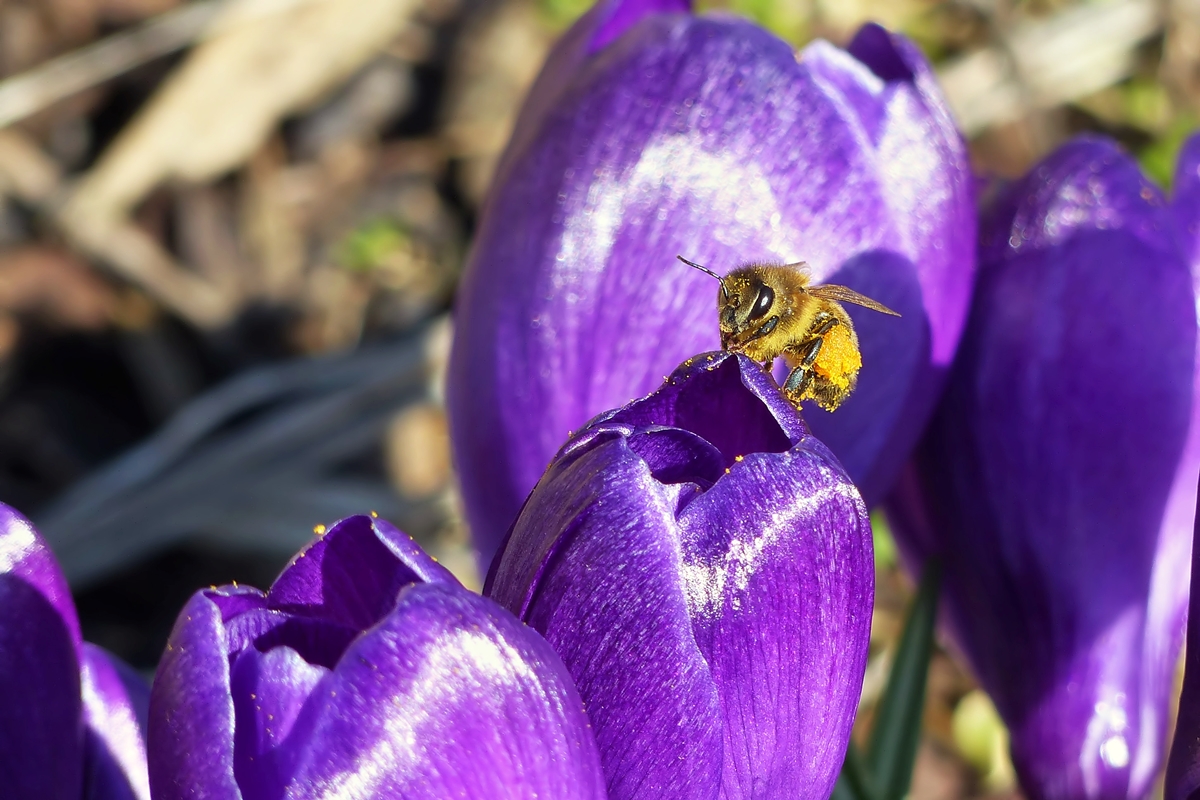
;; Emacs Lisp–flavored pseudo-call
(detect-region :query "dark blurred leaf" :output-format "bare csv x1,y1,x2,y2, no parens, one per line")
834,740,879,800
866,560,941,800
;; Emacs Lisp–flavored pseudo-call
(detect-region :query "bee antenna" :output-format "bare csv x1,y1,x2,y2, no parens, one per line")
677,255,729,300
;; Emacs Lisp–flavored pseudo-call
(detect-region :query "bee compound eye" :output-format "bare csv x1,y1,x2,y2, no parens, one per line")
748,284,775,320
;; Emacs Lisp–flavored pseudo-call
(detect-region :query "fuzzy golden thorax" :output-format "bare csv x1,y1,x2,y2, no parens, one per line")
717,265,825,363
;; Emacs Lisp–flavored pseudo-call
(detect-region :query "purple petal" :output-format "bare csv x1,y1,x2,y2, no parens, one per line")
488,353,873,800
149,589,246,800
230,645,327,798
0,568,84,800
268,514,457,631
0,502,86,800
804,24,976,500
275,583,606,799
1160,131,1200,800
488,435,726,799
449,17,974,564
246,612,360,670
81,644,151,800
1173,132,1200,266
1167,491,1200,800
494,0,688,192
590,0,689,53
0,502,82,656
845,23,975,365
889,137,1197,800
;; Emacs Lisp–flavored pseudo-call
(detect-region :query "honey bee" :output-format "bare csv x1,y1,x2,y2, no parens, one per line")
679,256,900,412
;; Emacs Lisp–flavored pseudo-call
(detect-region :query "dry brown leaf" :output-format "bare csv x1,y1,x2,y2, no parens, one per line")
439,0,553,203
0,128,62,203
66,0,421,218
58,0,420,325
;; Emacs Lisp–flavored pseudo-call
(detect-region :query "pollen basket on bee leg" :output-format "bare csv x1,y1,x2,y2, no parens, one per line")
811,325,861,391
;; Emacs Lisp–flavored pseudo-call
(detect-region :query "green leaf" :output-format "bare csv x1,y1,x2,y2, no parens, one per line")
871,510,897,570
866,560,941,800
834,740,879,800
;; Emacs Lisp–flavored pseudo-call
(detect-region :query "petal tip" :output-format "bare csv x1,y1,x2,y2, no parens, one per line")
589,0,691,54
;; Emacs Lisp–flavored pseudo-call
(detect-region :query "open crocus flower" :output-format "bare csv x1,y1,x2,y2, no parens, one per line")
0,502,150,800
149,514,605,800
447,0,976,564
888,136,1200,800
486,351,873,800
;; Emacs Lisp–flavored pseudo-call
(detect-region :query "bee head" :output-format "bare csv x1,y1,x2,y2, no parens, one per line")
678,256,785,354
718,271,781,350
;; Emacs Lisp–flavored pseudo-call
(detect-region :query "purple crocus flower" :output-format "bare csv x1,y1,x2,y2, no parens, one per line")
448,0,975,564
486,351,874,800
148,514,606,800
0,502,151,800
888,136,1200,800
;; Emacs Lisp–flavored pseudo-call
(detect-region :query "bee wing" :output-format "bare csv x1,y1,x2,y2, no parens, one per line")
808,284,901,316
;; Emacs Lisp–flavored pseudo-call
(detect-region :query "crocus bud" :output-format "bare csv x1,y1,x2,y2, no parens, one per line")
148,514,605,800
889,136,1200,800
486,351,873,800
0,502,150,800
448,0,975,564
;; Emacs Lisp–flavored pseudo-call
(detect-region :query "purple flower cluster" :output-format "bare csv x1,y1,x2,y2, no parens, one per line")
7,0,1200,798
3,351,874,799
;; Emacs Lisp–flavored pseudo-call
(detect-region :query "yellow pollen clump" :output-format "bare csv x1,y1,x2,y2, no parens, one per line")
812,324,861,390
313,524,327,535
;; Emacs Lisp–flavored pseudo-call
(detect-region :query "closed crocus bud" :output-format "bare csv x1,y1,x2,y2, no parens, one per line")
448,0,975,564
0,502,151,800
148,514,605,800
888,136,1200,800
486,351,873,800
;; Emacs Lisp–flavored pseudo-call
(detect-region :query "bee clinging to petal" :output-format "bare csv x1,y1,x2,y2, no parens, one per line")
680,255,900,412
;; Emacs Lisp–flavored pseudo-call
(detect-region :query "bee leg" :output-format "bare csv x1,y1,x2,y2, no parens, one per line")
798,332,825,368
783,334,825,397
809,314,838,338
784,365,815,398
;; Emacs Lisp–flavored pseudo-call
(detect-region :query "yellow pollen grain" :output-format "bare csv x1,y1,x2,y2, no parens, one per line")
812,325,861,390
734,455,744,462
370,510,379,518
314,524,327,535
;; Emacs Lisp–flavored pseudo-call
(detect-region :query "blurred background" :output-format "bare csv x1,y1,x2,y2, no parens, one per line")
0,0,1187,795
